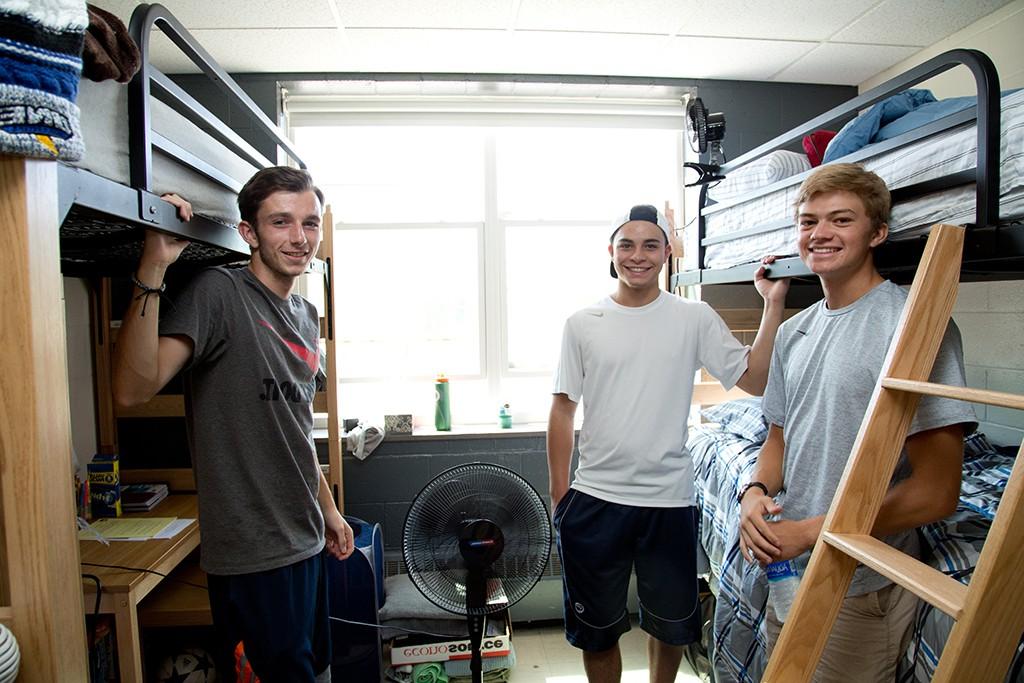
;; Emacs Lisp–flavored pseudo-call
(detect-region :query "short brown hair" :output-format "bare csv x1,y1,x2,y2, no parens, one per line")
794,163,890,230
238,166,324,225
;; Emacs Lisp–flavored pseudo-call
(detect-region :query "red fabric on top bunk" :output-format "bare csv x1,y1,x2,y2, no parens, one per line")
803,130,837,167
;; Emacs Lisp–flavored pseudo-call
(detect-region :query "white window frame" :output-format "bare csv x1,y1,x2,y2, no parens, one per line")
289,92,693,426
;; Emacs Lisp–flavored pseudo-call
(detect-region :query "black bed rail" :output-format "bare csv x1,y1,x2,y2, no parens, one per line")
677,49,1002,288
128,3,306,192
719,48,999,229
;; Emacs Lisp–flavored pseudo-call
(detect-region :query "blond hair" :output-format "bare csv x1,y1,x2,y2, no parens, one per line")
794,163,890,230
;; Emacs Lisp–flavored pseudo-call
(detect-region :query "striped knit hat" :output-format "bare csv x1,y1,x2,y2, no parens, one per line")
0,0,87,160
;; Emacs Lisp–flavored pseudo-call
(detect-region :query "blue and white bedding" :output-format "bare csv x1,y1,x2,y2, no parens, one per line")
702,88,1024,271
690,399,1023,682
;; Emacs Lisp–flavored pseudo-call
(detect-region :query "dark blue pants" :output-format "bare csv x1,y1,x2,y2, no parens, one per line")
207,552,331,682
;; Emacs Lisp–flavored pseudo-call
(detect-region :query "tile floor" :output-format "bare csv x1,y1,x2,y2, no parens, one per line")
507,620,704,683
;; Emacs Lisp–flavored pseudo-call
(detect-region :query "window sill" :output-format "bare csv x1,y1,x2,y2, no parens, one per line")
313,422,547,443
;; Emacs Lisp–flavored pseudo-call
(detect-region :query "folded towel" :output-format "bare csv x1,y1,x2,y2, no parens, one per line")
346,422,385,460
82,4,139,83
413,661,449,683
0,0,86,160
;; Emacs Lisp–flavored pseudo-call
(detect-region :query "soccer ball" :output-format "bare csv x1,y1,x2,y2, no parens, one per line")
155,647,218,683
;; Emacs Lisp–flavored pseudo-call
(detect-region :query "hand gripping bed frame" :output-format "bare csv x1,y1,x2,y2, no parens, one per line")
764,223,1024,682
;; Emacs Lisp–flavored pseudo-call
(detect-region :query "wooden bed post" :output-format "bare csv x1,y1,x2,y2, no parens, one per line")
0,156,89,680
320,205,345,512
91,277,118,454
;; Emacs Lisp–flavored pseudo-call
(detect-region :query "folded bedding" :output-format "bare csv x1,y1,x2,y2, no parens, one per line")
707,150,811,203
0,0,87,160
700,87,1024,270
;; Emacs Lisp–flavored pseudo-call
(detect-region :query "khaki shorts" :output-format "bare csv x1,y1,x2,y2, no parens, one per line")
765,581,918,683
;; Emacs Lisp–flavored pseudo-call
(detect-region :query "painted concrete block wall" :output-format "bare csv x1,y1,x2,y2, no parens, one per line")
954,282,1024,447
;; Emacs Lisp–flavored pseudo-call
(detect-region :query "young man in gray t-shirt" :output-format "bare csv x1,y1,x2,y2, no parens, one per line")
112,168,354,682
738,164,975,682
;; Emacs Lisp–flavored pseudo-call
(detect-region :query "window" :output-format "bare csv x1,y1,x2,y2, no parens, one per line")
292,100,686,428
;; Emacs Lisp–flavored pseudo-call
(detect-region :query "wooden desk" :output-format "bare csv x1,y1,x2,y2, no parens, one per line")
80,495,200,683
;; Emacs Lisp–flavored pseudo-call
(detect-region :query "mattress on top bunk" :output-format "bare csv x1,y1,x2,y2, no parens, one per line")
73,79,260,225
703,88,1024,271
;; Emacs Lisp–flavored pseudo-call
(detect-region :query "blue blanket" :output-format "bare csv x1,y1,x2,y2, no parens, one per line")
820,88,1013,164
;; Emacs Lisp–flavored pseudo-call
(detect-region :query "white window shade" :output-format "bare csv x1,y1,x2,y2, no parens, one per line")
286,95,688,130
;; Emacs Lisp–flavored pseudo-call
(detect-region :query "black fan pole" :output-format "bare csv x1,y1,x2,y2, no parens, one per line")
466,569,487,683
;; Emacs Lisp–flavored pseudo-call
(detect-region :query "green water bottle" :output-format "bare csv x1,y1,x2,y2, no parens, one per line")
434,374,451,431
499,403,512,429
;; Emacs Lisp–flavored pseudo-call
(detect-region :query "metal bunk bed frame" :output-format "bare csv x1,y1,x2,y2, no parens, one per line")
57,2,308,277
672,49,1024,289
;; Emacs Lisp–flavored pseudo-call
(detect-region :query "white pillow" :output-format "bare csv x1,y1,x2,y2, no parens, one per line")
707,150,810,203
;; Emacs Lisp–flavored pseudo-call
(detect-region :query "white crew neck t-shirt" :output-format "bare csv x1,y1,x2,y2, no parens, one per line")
553,290,749,507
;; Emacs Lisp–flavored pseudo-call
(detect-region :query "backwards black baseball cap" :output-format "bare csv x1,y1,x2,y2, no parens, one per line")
609,204,671,278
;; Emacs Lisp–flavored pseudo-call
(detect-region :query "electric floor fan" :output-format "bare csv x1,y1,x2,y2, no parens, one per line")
402,462,551,683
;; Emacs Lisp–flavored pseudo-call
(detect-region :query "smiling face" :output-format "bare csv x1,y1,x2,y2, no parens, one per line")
240,189,323,296
609,220,670,302
796,190,887,284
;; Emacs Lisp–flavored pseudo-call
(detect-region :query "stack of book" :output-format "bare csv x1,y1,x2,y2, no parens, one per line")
121,483,169,512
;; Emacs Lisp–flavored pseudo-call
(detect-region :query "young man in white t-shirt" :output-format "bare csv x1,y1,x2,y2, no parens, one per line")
548,204,789,683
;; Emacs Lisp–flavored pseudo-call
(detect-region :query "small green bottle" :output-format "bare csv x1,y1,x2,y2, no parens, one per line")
499,403,512,429
434,374,451,431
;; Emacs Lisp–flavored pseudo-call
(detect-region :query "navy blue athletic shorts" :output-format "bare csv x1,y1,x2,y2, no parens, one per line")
207,552,331,682
553,489,702,651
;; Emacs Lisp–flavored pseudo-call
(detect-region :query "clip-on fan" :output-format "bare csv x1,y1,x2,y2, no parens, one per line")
683,96,727,187
403,463,551,683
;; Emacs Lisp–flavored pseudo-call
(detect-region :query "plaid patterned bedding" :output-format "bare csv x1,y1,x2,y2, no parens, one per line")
691,411,1023,683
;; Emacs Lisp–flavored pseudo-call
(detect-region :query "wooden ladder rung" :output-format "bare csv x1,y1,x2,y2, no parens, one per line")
822,532,967,619
881,378,1024,410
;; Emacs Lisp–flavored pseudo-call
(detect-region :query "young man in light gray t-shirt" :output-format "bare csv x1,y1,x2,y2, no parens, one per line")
738,164,976,682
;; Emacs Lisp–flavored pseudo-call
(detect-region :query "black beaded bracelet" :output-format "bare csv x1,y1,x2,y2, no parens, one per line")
131,274,166,317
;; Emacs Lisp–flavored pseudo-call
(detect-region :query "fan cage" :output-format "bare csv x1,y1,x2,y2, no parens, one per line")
403,462,552,616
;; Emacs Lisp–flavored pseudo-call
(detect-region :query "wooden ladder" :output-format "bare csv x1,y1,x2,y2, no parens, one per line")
763,223,1024,683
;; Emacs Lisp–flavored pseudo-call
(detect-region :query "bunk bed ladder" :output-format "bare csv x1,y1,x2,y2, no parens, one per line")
763,222,1024,683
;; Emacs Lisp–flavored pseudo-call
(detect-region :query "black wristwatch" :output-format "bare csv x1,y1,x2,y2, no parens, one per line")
737,481,769,505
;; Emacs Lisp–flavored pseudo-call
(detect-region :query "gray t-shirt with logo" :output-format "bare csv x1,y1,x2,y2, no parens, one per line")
161,266,326,575
762,279,976,596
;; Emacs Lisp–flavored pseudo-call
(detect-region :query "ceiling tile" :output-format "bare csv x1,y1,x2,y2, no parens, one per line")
674,0,878,41
148,28,355,73
661,36,817,80
515,0,698,34
773,42,921,85
94,0,336,29
338,0,512,29
831,0,1015,46
114,0,1009,85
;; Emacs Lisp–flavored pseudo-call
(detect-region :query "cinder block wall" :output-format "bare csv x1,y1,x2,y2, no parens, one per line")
954,282,1024,447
